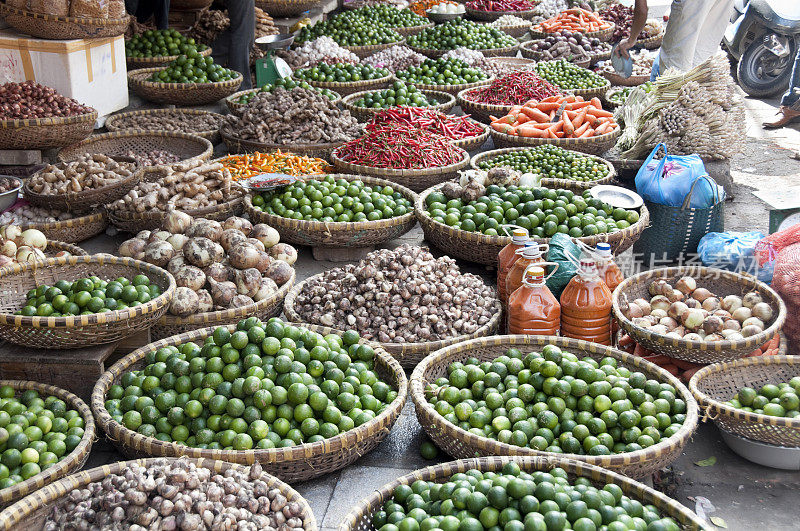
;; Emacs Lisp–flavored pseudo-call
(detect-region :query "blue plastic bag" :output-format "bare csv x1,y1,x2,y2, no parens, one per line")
698,231,774,283
635,143,724,208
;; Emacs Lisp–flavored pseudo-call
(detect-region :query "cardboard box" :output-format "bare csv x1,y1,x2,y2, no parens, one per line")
0,29,128,118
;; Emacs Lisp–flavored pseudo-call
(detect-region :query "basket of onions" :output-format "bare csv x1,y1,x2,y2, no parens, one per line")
613,266,786,364
0,225,85,267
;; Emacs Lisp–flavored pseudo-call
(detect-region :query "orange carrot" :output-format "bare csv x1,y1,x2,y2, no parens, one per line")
574,122,590,136
491,122,516,134
579,127,595,138
587,108,614,118
536,101,561,111
572,108,587,128
520,107,550,122
518,124,546,137
589,97,602,108
562,117,575,136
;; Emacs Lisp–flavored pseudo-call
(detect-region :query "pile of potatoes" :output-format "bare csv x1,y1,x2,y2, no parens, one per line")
118,210,297,317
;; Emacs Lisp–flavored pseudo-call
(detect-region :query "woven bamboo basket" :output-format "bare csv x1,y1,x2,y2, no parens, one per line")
108,196,243,233
551,78,611,99
470,147,617,191
589,44,613,65
415,183,649,265
531,22,615,42
602,71,651,87
255,0,321,17
485,20,532,38
0,457,316,530
457,84,513,124
150,269,295,340
244,174,418,248
44,240,87,257
410,335,699,478
17,213,107,244
392,22,434,37
225,87,342,116
342,89,456,122
344,40,406,60
331,148,470,193
57,131,213,166
302,73,394,97
24,161,141,214
128,68,243,105
104,108,224,143
0,5,129,40
392,73,495,96
91,323,407,483
0,381,94,510
451,119,490,151
518,40,592,67
0,111,97,151
689,356,800,447
466,7,536,21
0,256,175,349
638,30,664,50
485,56,536,72
491,124,621,155
125,45,212,70
613,267,787,364
340,455,707,530
604,87,630,110
408,43,519,59
219,129,347,161
283,276,502,369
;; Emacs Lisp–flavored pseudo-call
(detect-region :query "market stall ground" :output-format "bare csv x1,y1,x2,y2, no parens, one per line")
73,81,800,526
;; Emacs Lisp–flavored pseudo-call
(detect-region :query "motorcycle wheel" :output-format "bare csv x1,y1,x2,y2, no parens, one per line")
736,38,796,97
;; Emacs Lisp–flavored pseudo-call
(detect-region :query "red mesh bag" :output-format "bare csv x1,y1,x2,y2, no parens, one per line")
757,225,800,342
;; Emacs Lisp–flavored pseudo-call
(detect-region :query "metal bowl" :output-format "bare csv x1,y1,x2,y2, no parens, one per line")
0,176,22,211
426,10,465,23
255,34,295,50
720,428,800,470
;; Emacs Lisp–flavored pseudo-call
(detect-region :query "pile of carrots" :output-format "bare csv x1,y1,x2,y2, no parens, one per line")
618,333,782,383
489,95,619,138
535,8,613,34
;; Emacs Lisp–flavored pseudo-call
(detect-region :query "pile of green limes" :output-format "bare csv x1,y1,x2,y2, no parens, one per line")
252,176,413,223
726,378,800,418
296,11,403,46
125,29,208,58
352,81,435,109
0,386,84,489
235,78,338,105
425,186,640,238
17,275,159,317
294,63,390,84
533,59,607,90
425,345,687,455
348,5,429,28
372,461,682,531
477,146,611,182
151,50,238,83
104,318,398,450
407,20,517,51
395,57,489,86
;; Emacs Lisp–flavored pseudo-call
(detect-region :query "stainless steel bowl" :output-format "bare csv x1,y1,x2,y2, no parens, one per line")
0,176,22,212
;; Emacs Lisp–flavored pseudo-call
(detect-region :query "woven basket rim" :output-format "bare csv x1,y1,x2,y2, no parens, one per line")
465,6,536,18
531,21,615,40
392,21,435,32
470,146,617,187
0,3,129,25
0,380,95,507
283,272,503,354
391,73,495,94
484,20,533,31
0,456,317,529
108,195,243,222
457,84,515,114
243,173,418,233
300,72,394,91
104,108,224,137
601,71,650,86
125,45,212,66
341,88,457,116
127,67,243,91
91,323,408,463
612,266,788,354
489,123,621,146
518,39,592,63
0,110,97,130
637,28,665,46
689,355,800,431
331,144,469,176
46,240,87,256
57,130,214,164
218,128,349,153
16,212,106,232
341,38,406,54
410,335,699,467
225,86,343,114
414,179,647,248
0,255,176,328
407,42,520,56
339,455,707,529
158,268,295,326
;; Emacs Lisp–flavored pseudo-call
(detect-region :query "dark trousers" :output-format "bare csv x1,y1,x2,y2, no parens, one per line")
211,0,255,90
125,0,170,30
781,45,800,108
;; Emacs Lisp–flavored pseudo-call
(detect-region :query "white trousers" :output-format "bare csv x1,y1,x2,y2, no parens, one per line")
659,0,735,72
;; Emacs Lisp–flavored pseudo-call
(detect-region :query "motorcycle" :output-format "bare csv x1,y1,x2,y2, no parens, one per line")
723,0,800,97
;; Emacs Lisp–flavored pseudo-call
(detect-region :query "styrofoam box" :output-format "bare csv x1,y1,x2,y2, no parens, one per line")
0,29,128,119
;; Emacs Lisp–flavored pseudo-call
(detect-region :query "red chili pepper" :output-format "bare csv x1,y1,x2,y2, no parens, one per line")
465,71,561,106
366,107,484,140
335,124,464,169
465,0,536,12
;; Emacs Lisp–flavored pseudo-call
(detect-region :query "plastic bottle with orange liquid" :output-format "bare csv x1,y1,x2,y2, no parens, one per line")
497,227,529,306
595,242,624,293
505,241,549,308
507,264,561,336
560,255,613,345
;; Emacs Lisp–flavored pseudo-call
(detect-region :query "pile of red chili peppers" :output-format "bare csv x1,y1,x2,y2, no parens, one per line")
465,0,536,12
335,124,465,169
464,71,561,106
367,108,485,140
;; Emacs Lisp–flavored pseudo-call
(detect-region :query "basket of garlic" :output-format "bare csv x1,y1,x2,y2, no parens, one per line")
0,225,86,267
612,266,786,364
117,210,296,340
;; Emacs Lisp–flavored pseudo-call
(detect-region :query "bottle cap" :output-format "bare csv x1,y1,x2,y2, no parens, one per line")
524,266,545,283
518,241,545,258
596,243,612,257
511,228,529,243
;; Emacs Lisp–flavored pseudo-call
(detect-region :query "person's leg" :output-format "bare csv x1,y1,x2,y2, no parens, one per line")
154,0,170,30
781,45,800,108
692,0,735,67
225,0,255,90
659,0,703,72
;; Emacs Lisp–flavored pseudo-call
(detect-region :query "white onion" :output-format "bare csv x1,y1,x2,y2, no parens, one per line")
20,229,46,250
